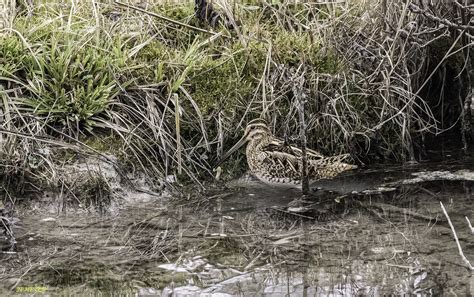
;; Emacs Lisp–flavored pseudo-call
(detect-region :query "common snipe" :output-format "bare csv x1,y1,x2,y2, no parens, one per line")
216,119,357,187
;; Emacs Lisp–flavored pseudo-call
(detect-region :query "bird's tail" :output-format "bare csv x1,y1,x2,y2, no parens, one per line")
309,154,357,179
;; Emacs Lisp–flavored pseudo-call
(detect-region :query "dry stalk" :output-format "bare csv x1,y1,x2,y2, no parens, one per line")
292,65,309,194
466,216,474,234
440,201,473,271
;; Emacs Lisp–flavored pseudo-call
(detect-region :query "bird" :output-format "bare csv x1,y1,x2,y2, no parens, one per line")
215,119,357,187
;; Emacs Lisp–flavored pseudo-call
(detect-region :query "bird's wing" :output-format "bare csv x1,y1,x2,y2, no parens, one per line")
262,140,354,180
258,142,302,179
267,138,325,160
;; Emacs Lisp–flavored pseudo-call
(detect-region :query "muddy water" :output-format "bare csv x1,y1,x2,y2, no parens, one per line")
1,160,473,296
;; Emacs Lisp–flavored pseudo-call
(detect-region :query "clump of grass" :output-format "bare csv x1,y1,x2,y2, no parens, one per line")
19,39,120,135
0,140,56,199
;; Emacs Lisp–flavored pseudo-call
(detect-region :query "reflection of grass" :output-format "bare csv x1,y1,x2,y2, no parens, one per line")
37,262,116,288
35,262,189,292
2,182,472,294
201,237,248,267
33,261,185,291
24,242,190,291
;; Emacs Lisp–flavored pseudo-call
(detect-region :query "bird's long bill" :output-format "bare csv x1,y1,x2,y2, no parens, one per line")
214,135,248,168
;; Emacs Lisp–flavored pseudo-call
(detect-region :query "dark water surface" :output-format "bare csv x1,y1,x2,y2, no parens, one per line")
1,157,473,296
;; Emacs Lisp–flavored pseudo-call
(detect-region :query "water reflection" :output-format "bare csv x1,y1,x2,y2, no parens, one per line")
1,165,473,296
157,258,433,296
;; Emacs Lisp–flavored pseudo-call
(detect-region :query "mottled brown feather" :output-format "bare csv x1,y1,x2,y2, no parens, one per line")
240,123,357,186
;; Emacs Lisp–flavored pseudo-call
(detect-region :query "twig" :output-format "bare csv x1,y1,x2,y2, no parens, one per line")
440,202,473,271
174,93,182,175
293,66,309,194
466,217,474,234
409,3,474,33
244,250,264,271
113,1,228,38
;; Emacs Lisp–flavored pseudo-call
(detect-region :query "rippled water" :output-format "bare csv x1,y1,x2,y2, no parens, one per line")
1,157,473,296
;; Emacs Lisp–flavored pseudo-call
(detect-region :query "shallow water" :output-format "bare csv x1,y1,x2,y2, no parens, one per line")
1,158,473,296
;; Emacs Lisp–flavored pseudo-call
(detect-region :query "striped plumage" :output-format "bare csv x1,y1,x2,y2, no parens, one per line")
217,119,357,187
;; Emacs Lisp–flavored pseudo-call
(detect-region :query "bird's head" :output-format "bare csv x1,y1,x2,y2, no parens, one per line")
242,119,271,141
214,119,270,167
